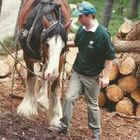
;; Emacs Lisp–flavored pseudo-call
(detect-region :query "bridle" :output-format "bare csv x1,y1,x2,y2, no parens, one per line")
24,0,66,56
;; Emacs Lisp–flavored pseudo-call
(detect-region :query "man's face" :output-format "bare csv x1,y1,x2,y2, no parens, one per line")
78,14,90,25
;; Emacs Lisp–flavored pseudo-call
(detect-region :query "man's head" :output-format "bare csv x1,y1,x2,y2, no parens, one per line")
73,1,96,16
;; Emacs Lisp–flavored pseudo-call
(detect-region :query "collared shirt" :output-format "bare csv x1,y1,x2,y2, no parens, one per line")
73,23,116,76
83,19,99,32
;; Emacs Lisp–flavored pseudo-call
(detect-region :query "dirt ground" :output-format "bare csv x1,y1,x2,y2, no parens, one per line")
0,72,140,140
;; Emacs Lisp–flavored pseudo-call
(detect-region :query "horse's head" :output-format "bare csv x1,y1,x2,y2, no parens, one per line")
39,0,71,82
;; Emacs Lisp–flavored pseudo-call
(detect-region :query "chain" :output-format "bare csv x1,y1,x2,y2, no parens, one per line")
10,43,19,111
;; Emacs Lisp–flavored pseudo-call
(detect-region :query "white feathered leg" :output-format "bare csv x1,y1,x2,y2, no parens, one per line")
17,76,38,117
48,86,62,126
37,80,49,110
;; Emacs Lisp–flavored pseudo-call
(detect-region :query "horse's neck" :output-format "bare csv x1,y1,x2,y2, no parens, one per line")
19,0,41,29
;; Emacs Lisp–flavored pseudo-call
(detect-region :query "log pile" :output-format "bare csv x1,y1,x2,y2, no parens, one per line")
99,18,140,116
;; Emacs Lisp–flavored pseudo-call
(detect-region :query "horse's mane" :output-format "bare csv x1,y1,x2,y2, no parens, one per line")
19,0,68,60
41,22,67,44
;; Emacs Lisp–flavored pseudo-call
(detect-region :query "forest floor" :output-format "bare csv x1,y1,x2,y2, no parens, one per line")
0,72,140,140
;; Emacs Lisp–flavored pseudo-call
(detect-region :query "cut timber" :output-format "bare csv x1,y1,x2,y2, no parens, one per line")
130,88,140,103
116,97,133,115
118,75,138,93
113,37,140,53
0,60,10,77
116,52,140,65
136,104,140,116
117,18,133,39
98,91,106,107
118,56,136,75
126,21,140,41
106,84,124,102
109,63,119,81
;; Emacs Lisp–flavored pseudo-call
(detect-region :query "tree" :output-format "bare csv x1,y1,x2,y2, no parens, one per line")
129,0,139,19
0,0,2,14
102,0,114,28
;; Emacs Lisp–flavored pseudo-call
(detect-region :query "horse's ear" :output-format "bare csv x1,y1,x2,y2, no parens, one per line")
64,19,72,30
43,16,50,28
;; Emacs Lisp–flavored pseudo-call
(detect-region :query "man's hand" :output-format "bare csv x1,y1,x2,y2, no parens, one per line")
100,76,109,88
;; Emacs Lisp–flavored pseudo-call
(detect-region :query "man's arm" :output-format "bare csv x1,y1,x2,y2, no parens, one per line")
100,59,113,88
66,40,76,47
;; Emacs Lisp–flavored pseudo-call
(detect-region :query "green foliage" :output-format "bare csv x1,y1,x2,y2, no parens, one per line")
68,0,140,36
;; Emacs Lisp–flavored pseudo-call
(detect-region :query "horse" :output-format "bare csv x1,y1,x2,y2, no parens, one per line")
17,0,71,126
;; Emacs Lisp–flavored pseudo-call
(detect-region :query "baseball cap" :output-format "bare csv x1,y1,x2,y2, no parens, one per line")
73,1,96,16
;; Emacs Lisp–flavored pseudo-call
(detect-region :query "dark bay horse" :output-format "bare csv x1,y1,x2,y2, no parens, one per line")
17,0,71,126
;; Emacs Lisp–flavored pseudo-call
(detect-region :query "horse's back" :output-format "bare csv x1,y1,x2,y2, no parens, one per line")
19,0,71,29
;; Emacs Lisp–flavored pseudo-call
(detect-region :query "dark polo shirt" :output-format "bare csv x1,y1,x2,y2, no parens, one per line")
73,25,116,76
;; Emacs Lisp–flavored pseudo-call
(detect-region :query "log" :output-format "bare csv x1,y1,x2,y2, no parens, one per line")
117,18,133,39
116,52,140,65
118,56,136,75
136,104,140,116
126,21,140,41
113,37,140,53
0,60,10,77
118,75,138,93
109,63,119,81
116,97,134,115
106,84,124,102
98,91,106,107
130,88,140,103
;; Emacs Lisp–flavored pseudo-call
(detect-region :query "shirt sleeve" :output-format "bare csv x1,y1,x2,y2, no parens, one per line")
104,32,116,60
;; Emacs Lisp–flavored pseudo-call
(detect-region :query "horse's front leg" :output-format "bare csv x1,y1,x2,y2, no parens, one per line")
48,79,62,126
17,57,38,117
36,79,49,110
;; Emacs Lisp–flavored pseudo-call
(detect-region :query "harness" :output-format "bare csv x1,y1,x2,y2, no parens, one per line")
19,0,66,60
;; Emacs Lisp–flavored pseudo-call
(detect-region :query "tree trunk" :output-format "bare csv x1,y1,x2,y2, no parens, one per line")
118,75,138,93
0,0,2,14
118,56,136,75
129,0,139,19
113,37,140,53
106,84,124,102
102,0,114,28
109,63,119,81
130,88,140,103
116,97,134,115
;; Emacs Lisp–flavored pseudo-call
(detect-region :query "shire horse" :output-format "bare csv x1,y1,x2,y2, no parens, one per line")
17,0,71,126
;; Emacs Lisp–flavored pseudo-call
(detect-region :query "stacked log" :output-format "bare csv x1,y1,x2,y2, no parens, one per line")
99,19,140,117
98,57,140,116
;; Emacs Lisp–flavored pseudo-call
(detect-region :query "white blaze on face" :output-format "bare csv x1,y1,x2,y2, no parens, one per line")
44,35,65,82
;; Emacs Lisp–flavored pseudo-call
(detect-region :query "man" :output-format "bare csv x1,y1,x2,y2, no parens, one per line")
48,1,116,140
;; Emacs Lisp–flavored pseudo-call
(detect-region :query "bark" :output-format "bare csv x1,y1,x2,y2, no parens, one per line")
113,37,140,53
102,0,114,28
129,0,139,19
130,88,140,103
